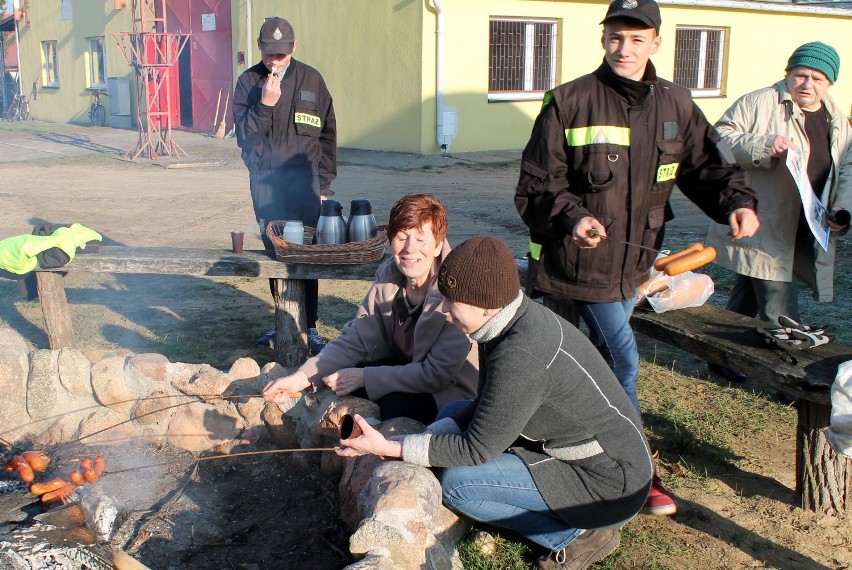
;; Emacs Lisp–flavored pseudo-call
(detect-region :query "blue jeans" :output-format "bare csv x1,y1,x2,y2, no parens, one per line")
575,299,640,414
438,453,583,551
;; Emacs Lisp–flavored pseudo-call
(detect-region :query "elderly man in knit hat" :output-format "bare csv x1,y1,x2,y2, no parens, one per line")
336,236,653,570
706,42,852,381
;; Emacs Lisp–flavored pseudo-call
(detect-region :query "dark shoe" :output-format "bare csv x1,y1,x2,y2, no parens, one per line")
256,328,275,349
707,362,748,383
642,473,677,516
536,529,621,570
307,327,326,356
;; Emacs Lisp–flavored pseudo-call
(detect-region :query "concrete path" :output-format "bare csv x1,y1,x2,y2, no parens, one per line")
0,122,520,168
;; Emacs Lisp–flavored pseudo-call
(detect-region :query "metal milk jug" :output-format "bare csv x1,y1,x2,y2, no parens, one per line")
346,198,377,243
316,199,347,244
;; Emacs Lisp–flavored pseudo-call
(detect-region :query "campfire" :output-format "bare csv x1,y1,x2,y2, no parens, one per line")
1,328,468,569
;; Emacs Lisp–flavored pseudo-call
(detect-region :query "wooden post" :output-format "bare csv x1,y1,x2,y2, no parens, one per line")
797,400,851,516
272,278,309,367
36,272,76,349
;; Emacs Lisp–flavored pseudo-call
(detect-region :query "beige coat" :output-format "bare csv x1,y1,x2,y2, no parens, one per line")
706,79,852,301
298,242,479,409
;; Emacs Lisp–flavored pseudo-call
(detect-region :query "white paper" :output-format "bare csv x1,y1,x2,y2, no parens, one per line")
201,13,216,31
786,149,829,251
61,0,72,20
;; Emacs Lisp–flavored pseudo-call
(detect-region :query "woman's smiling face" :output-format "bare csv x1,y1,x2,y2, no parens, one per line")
390,222,442,285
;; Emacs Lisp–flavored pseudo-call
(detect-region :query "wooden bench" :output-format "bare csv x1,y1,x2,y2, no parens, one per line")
629,304,851,516
35,246,383,367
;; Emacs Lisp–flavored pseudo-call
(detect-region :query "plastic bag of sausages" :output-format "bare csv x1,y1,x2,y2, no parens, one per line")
639,270,714,313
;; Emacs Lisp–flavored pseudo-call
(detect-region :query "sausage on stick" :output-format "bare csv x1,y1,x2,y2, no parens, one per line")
653,243,704,272
663,247,717,276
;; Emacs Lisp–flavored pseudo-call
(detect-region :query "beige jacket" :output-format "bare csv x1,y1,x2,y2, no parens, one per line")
706,80,852,301
298,242,479,409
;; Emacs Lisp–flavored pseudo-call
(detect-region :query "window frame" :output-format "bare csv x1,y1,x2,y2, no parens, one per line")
86,36,108,90
488,17,558,102
673,25,729,98
41,40,60,88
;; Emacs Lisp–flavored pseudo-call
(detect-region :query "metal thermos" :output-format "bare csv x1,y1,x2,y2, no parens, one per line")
346,198,377,243
316,200,347,244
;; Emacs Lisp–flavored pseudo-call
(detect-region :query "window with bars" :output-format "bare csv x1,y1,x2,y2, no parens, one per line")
41,41,60,87
489,18,557,101
86,37,107,89
674,26,728,97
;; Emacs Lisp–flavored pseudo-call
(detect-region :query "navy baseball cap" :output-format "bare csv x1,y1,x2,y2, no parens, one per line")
601,0,662,32
258,17,295,55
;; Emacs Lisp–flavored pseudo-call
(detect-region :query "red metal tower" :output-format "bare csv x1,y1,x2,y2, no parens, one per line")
113,0,190,160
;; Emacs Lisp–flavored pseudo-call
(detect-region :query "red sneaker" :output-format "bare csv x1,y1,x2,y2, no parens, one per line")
642,473,677,516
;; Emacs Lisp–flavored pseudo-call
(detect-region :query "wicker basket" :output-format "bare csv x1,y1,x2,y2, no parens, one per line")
267,221,388,264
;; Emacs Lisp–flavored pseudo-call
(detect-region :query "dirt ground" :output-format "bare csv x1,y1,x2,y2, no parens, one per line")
1,124,851,570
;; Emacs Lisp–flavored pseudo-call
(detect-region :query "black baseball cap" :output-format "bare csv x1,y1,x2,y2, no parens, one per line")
601,0,662,31
258,17,295,55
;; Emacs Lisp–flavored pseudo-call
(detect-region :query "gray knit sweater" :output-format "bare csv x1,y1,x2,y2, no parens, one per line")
403,296,653,528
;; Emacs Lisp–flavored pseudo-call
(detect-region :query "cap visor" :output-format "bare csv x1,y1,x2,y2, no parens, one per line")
259,42,294,55
601,13,656,28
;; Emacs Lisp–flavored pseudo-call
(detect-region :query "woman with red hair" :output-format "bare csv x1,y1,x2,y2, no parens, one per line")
263,194,478,424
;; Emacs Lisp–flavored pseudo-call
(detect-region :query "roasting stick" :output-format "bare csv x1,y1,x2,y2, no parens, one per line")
103,447,337,477
587,229,661,253
2,392,301,444
65,393,302,447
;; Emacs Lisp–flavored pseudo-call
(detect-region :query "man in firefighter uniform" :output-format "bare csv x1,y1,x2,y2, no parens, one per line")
233,16,337,355
514,0,760,517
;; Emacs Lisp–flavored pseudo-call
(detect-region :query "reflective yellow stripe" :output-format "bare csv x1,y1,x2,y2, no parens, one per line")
542,91,554,110
564,126,630,147
529,240,542,261
294,112,322,128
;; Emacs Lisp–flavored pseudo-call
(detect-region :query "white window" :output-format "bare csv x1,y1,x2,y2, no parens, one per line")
674,26,728,97
489,18,557,102
41,41,60,88
86,37,107,89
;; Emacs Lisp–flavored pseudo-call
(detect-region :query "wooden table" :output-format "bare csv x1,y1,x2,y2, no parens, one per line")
36,246,383,366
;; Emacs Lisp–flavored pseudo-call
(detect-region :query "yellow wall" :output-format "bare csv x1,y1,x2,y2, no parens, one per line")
424,0,852,153
15,1,133,125
16,1,852,153
247,0,425,153
656,5,852,123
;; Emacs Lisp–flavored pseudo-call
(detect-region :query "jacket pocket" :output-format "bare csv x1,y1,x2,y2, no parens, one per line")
547,216,614,286
517,158,549,196
639,204,666,269
294,106,323,137
577,146,620,192
654,140,684,192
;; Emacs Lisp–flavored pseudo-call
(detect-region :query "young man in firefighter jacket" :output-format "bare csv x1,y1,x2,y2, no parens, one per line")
233,17,337,355
513,0,760,517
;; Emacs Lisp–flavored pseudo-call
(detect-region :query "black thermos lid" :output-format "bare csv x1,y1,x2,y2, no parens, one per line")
350,198,372,216
320,199,343,217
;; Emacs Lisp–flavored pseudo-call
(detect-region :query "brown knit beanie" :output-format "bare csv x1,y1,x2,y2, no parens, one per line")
438,236,520,309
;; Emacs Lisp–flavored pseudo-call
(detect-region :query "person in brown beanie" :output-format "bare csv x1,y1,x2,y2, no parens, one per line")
337,236,653,570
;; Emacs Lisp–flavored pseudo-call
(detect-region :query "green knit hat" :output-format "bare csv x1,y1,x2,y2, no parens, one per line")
786,41,839,83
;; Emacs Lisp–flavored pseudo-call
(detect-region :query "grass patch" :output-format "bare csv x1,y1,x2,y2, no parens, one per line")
457,530,533,570
638,361,794,467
